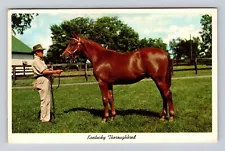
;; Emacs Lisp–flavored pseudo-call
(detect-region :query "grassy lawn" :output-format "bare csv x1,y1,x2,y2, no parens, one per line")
172,70,211,77
173,65,212,70
11,77,212,133
12,69,212,87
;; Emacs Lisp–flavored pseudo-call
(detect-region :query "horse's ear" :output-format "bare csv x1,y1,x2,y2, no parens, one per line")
69,32,74,38
73,32,79,38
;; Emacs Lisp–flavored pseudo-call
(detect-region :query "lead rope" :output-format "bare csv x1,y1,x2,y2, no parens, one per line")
50,75,56,120
50,72,61,121
56,73,61,89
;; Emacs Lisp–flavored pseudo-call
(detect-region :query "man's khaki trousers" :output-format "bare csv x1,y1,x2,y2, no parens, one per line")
33,76,51,122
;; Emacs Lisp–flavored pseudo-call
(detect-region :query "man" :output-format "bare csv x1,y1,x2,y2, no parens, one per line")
32,44,63,123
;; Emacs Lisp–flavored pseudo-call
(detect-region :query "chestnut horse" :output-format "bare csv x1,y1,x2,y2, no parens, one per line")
61,35,174,122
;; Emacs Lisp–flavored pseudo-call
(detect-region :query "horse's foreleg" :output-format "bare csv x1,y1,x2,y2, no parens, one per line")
99,81,109,123
108,85,116,121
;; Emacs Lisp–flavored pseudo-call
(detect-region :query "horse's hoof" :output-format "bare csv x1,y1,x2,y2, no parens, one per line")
101,120,106,123
101,118,107,123
169,117,174,122
160,117,165,121
110,117,114,122
159,117,165,121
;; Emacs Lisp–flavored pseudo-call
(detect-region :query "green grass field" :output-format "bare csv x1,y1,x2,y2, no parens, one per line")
12,69,212,87
12,75,212,133
173,64,211,70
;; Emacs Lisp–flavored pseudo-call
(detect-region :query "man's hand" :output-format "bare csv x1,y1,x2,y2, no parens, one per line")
42,69,63,75
55,69,63,74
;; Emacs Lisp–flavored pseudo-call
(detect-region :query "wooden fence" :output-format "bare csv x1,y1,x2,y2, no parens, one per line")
172,58,212,75
12,58,212,85
11,63,91,85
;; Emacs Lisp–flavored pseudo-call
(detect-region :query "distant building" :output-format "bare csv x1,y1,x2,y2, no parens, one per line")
11,35,33,65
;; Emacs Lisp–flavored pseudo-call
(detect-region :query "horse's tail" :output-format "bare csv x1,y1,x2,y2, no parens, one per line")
166,53,172,88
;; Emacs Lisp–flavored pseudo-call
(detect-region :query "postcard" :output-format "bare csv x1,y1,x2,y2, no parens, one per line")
8,8,217,143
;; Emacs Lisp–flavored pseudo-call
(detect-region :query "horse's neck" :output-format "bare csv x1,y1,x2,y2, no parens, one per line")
83,41,104,65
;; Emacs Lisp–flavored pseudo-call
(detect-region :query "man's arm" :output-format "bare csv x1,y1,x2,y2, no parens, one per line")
42,69,63,75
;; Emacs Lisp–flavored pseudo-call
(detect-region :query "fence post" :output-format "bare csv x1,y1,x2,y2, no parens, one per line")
12,66,16,85
194,58,198,74
84,62,88,81
23,64,26,76
171,59,174,76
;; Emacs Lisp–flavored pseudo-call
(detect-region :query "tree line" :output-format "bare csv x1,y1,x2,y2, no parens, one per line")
11,14,212,64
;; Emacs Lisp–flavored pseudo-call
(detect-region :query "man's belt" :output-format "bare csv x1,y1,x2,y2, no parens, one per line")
34,75,46,79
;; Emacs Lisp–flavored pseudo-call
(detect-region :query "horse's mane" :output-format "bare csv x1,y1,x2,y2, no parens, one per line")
81,37,113,52
80,36,125,53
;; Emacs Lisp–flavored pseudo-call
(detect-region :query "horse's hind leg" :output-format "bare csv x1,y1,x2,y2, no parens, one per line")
108,84,116,121
154,77,174,121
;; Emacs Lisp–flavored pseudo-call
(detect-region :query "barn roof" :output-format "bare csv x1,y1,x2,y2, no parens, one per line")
12,35,32,54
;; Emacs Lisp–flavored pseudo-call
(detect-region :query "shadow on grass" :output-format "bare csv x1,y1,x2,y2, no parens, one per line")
64,107,160,118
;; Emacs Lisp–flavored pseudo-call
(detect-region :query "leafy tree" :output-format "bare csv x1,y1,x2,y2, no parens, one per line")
199,14,212,57
169,37,200,61
47,16,140,63
139,38,167,50
138,38,149,48
192,37,201,58
89,16,139,52
11,13,38,35
149,38,167,50
47,17,94,63
47,16,169,64
169,38,179,58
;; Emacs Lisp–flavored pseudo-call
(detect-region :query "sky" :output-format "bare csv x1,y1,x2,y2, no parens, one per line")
12,9,214,54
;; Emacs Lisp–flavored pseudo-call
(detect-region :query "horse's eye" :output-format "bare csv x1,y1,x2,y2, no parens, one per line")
71,42,77,45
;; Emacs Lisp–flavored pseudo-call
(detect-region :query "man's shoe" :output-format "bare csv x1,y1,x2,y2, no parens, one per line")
49,119,56,124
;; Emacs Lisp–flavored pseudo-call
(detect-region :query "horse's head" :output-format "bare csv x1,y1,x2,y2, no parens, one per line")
61,34,82,59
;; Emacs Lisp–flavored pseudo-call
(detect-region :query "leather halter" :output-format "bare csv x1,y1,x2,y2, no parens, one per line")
64,38,81,55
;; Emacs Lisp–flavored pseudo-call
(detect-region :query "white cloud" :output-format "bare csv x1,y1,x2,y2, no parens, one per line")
118,14,202,45
59,13,105,22
40,36,52,56
46,11,60,16
163,24,201,45
14,11,204,53
15,20,52,54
